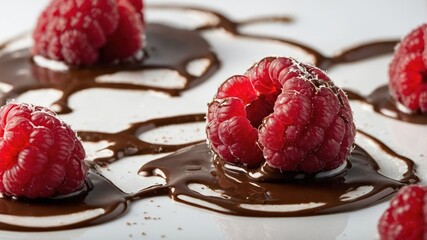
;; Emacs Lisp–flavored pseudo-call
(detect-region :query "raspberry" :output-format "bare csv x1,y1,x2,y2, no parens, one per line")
32,0,119,65
124,0,144,22
389,24,427,113
0,103,87,199
32,0,145,65
378,185,426,240
206,57,355,172
101,0,144,61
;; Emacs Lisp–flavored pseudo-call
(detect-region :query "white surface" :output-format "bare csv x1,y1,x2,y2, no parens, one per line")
0,0,426,239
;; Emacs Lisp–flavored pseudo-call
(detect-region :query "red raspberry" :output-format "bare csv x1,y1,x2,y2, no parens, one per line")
378,185,426,240
32,0,119,65
0,103,87,199
206,57,355,172
124,0,144,22
101,0,144,61
389,24,427,113
32,0,145,65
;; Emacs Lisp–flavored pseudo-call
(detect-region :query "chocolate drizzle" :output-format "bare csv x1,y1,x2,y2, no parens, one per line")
150,5,397,69
0,4,421,231
79,113,206,166
0,24,219,113
346,85,427,124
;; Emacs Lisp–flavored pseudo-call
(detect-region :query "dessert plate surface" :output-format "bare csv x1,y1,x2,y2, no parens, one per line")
0,0,426,239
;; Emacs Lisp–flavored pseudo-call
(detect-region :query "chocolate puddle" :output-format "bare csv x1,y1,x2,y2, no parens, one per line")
0,172,129,232
138,138,417,217
0,4,421,231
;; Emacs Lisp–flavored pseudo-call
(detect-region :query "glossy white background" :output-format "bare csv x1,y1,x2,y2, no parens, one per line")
0,0,426,239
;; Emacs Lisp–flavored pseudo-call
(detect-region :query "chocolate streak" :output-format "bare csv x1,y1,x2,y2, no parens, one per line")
79,113,206,167
346,85,427,124
0,24,219,113
0,4,420,231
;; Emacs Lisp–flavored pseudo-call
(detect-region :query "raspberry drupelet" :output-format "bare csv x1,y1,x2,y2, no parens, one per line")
0,103,87,199
206,57,356,173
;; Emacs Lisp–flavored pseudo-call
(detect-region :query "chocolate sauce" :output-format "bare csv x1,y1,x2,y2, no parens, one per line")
0,172,129,232
346,85,427,124
0,129,416,231
0,24,219,113
149,5,398,68
0,4,421,231
79,113,206,166
138,140,417,217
